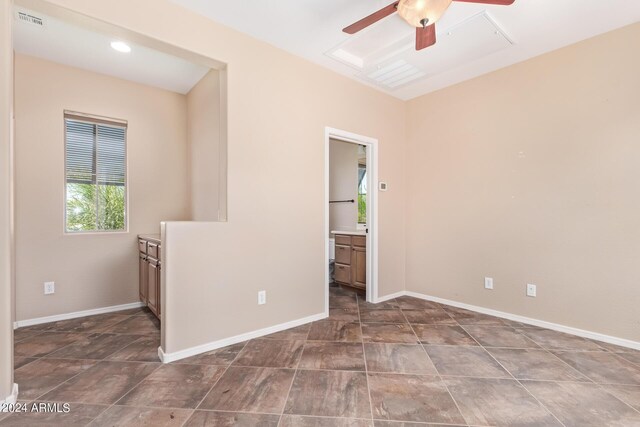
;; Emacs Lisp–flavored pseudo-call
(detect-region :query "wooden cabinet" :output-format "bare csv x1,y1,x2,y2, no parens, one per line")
333,233,366,292
138,236,161,319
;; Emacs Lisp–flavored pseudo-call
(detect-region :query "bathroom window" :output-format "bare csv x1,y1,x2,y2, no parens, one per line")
64,112,127,233
358,164,367,224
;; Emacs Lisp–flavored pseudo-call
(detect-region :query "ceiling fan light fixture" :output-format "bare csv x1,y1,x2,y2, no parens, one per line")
397,0,453,27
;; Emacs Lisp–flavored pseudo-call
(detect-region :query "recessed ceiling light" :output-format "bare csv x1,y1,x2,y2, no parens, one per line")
110,41,131,53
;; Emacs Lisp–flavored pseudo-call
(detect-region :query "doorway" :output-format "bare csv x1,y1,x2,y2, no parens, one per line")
324,127,379,315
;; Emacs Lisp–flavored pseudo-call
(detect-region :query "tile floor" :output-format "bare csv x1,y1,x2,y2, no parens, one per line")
3,290,640,426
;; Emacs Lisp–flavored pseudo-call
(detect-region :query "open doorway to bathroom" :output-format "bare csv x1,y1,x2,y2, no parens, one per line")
324,128,378,311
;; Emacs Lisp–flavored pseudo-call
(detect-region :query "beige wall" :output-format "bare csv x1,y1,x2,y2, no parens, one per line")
1,0,15,401
14,54,190,321
187,69,221,221
329,139,358,234
406,23,640,342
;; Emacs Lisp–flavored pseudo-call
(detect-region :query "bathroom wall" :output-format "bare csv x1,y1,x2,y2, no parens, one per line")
329,139,359,235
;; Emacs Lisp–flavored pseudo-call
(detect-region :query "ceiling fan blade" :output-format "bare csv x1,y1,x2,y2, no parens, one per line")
342,2,399,34
453,0,515,4
416,24,436,50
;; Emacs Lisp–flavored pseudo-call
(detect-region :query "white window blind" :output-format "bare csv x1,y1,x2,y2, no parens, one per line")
65,115,126,187
64,112,127,232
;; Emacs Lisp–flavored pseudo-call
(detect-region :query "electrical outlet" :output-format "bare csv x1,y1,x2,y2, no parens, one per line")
484,277,494,290
258,290,266,305
44,281,55,295
526,283,537,297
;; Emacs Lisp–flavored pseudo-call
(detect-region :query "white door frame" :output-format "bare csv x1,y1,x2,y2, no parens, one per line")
324,127,379,316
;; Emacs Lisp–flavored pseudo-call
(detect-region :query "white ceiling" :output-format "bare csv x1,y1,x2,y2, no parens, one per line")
13,8,210,94
171,0,640,100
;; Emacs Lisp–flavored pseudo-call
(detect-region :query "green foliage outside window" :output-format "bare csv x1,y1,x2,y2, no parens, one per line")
66,183,125,232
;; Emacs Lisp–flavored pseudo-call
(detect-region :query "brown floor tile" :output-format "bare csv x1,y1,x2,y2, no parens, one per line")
330,296,358,309
0,403,107,426
233,339,304,368
88,405,192,426
553,351,640,385
412,325,477,346
373,422,463,427
15,358,96,400
620,352,640,366
361,324,417,344
108,336,161,362
443,307,507,326
118,364,226,408
13,357,37,370
590,340,638,353
330,287,359,297
359,309,406,324
45,333,140,360
13,328,44,343
364,343,437,374
393,296,440,310
462,326,540,348
358,300,399,310
308,321,362,342
280,416,373,426
401,309,456,325
444,377,561,426
113,306,153,316
601,384,640,412
284,370,370,418
175,342,245,366
299,342,365,371
367,373,464,424
425,345,510,378
329,308,360,322
518,329,606,351
522,380,640,427
14,332,85,357
40,360,160,404
198,366,295,414
263,324,310,340
184,411,280,426
46,313,133,333
487,348,589,381
103,314,160,335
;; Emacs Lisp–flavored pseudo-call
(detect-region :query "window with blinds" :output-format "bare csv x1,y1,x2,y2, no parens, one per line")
64,112,127,232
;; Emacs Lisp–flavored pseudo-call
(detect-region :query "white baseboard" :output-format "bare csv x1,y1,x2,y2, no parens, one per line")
375,290,405,304
1,384,18,408
13,301,145,329
159,312,327,363
405,290,640,351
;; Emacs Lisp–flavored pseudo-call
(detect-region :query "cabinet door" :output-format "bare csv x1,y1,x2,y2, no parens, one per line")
147,258,159,316
139,253,148,303
351,246,366,289
156,263,161,317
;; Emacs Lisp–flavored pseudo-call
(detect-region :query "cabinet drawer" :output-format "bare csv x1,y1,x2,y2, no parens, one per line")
335,235,351,246
335,245,351,265
352,236,366,248
148,242,159,259
334,263,351,284
138,239,147,254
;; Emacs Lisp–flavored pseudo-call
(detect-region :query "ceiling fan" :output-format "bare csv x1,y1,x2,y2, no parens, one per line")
343,0,515,51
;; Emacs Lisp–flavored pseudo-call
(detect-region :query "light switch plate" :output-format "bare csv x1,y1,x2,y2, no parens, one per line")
258,290,266,305
526,283,537,297
44,281,55,295
484,277,494,290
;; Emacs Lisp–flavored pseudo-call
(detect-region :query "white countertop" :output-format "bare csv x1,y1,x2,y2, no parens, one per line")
331,229,366,236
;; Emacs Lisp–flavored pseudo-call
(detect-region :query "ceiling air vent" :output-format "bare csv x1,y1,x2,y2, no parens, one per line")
15,10,45,28
365,59,426,89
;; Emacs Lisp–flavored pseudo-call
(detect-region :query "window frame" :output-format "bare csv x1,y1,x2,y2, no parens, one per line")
63,110,129,235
